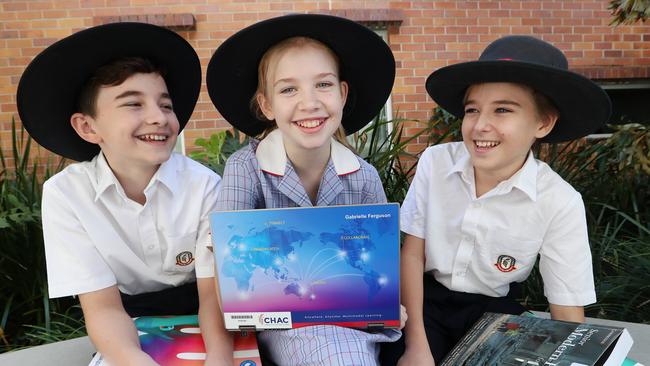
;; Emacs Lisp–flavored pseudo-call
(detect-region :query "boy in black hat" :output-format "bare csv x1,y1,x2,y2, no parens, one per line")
381,35,611,365
17,23,229,365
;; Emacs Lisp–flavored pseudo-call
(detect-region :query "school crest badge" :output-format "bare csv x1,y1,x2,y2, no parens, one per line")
495,255,517,272
175,251,195,266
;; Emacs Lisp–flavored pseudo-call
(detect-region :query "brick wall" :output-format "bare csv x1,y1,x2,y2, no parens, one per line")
1,0,649,163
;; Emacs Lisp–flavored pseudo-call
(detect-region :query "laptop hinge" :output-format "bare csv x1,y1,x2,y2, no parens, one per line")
367,322,385,331
239,325,256,336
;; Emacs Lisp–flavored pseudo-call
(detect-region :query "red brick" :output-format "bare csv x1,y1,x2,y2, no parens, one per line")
2,2,28,11
1,0,649,161
605,50,623,57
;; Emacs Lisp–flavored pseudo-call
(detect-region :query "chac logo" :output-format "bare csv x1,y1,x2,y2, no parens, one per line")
258,313,290,325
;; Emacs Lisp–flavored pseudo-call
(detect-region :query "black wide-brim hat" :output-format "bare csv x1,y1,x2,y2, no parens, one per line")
17,22,201,161
206,14,396,137
426,35,611,143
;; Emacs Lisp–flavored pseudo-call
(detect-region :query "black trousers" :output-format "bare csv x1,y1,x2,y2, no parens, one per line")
379,274,527,365
120,281,199,317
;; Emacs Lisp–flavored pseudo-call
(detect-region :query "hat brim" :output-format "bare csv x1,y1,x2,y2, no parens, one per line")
206,14,395,137
426,61,612,143
17,22,201,161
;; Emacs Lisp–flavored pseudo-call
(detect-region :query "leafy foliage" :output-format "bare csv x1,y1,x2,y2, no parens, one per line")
188,129,248,176
0,119,78,352
350,113,461,203
610,0,650,25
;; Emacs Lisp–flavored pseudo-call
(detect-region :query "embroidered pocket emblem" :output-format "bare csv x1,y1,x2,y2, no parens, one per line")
495,255,517,272
176,251,195,266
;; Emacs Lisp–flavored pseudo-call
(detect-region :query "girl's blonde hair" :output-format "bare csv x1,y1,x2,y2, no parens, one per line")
250,36,353,150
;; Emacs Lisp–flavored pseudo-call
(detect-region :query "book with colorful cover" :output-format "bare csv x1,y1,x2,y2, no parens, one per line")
209,203,401,331
88,315,262,365
441,312,633,366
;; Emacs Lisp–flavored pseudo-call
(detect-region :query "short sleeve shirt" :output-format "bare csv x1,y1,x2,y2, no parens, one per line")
42,152,221,298
400,142,596,306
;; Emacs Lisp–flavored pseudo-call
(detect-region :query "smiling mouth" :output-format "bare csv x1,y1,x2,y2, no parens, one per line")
137,134,169,142
474,140,500,148
295,118,326,129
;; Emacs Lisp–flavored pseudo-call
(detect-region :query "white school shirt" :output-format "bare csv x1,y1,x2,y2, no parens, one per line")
42,152,220,298
401,142,596,306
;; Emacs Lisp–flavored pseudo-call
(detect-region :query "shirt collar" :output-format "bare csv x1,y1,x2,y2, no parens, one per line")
255,129,360,176
93,152,178,201
153,153,179,195
509,151,538,201
94,153,120,200
446,145,538,201
447,147,472,180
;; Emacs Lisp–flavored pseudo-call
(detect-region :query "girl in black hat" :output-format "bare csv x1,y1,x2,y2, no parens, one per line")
381,35,611,365
206,14,403,366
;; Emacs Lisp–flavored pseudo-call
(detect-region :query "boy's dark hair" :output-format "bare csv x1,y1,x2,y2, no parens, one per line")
77,57,164,117
532,89,559,122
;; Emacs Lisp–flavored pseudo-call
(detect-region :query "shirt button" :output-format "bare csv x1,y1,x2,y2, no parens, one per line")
456,271,465,277
148,245,154,250
472,202,481,208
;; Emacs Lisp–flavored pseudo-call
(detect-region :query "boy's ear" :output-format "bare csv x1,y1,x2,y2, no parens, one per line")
256,93,275,121
535,112,558,139
70,113,102,144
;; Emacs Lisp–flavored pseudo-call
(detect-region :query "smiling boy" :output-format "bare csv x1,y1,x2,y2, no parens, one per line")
380,35,612,365
17,23,225,365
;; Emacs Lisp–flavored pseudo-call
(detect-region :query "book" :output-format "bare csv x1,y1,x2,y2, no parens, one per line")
441,312,633,366
88,315,262,365
209,203,401,331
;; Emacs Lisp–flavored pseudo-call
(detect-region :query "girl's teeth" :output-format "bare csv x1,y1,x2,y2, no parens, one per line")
140,134,167,141
297,119,323,128
475,140,499,148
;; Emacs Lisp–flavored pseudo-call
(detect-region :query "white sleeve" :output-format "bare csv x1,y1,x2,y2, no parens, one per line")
41,180,116,298
193,172,221,278
400,148,432,239
539,193,596,306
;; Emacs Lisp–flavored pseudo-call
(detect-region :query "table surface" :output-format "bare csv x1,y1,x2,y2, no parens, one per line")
0,314,648,365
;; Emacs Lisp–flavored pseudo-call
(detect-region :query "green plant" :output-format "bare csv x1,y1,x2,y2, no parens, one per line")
189,129,248,176
0,118,76,352
20,307,86,347
610,0,650,25
351,111,461,203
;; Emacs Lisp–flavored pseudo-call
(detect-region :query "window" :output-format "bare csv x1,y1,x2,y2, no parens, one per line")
596,80,650,136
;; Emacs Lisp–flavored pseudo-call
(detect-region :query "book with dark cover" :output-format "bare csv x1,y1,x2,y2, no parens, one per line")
441,312,633,366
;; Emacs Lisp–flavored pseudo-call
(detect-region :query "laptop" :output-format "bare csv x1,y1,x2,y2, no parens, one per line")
209,203,400,331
